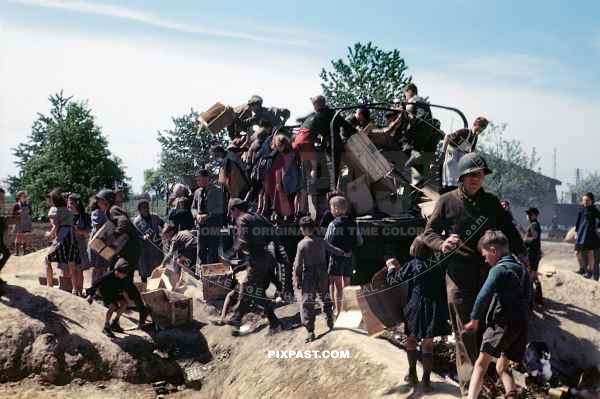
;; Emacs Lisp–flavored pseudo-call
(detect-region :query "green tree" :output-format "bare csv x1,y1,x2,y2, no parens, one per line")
478,123,548,206
320,42,412,106
143,168,164,197
7,92,127,211
157,109,228,185
569,172,600,199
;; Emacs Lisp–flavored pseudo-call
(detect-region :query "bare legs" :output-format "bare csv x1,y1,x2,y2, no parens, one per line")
468,353,515,399
329,275,350,315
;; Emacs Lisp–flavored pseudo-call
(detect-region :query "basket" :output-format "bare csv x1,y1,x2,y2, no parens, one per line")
142,289,193,328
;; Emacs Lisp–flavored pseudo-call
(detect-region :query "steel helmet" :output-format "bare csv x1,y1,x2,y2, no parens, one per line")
248,95,263,106
458,152,492,180
95,188,116,205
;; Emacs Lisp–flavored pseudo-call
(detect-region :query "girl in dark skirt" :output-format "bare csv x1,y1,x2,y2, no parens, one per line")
386,235,450,392
44,189,80,289
67,193,91,295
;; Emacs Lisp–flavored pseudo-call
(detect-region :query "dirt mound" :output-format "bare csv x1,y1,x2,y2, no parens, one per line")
0,251,462,398
0,282,209,385
532,242,600,381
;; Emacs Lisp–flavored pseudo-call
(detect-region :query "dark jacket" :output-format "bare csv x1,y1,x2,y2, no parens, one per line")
301,107,356,152
524,220,541,255
108,205,141,262
192,183,226,225
294,235,345,284
470,255,531,325
575,206,600,249
234,212,286,279
422,187,526,301
88,271,125,304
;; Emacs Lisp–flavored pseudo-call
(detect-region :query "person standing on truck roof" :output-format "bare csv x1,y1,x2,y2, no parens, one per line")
299,95,356,198
441,116,489,193
402,83,440,185
421,152,527,395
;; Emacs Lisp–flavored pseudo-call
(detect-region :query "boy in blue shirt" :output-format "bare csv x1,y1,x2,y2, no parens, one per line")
464,230,531,399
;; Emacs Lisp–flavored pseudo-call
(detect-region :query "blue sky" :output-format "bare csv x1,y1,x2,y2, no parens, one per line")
1,0,599,194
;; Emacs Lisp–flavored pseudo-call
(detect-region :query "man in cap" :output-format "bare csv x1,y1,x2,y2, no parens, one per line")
226,198,284,336
94,188,150,328
422,153,527,395
241,95,290,131
524,207,544,304
192,169,226,265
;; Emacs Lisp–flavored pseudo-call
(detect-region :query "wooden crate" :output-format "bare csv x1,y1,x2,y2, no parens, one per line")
344,132,393,183
198,102,234,134
198,263,233,301
142,289,193,328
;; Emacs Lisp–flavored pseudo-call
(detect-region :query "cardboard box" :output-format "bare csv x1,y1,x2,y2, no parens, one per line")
89,221,128,261
142,289,192,328
198,102,235,134
147,267,179,291
346,175,374,215
344,132,393,183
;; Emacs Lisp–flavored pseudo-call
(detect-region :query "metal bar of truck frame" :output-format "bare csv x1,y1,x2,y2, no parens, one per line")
328,102,469,191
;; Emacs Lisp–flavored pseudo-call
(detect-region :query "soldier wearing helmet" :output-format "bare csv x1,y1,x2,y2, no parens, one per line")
421,152,527,395
241,95,290,131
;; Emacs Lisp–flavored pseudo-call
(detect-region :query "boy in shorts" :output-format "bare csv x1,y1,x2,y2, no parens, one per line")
464,230,531,399
325,196,362,315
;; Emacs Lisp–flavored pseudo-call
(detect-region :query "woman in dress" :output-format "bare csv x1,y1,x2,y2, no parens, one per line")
12,191,33,256
574,192,600,279
263,134,300,223
67,193,91,295
89,198,111,283
441,117,489,193
44,188,80,289
133,200,164,282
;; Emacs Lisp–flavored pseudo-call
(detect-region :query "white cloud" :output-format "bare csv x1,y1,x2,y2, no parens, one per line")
0,25,321,191
8,0,312,46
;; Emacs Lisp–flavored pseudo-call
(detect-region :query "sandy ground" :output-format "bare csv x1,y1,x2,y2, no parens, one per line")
0,249,461,399
1,240,598,398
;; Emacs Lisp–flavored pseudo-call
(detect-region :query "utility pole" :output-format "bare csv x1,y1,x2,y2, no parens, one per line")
553,148,557,179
